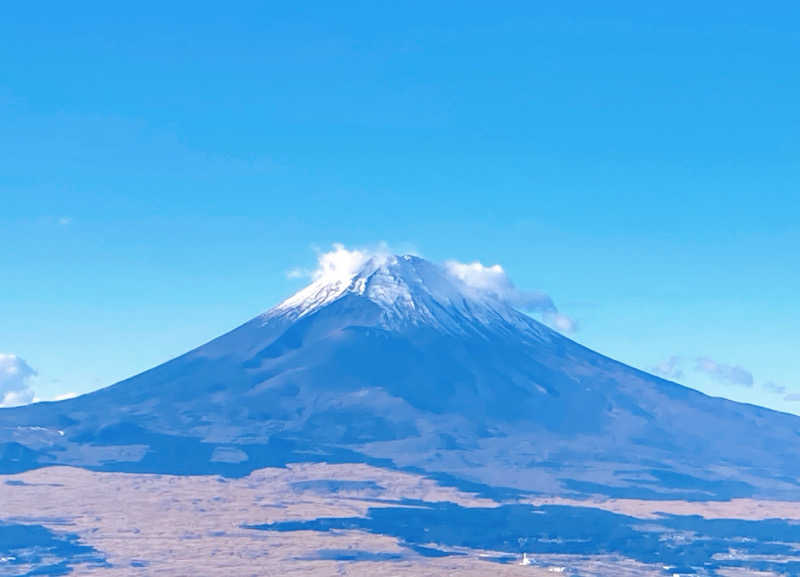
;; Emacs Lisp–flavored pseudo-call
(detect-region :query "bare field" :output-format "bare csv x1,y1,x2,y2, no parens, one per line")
521,495,800,521
0,464,795,576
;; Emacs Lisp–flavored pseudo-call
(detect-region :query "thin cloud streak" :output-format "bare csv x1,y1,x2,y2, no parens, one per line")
694,357,754,387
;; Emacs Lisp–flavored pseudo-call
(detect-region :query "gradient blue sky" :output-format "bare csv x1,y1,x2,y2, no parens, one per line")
2,2,799,412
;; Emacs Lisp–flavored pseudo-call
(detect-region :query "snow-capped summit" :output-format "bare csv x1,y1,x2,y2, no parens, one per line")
271,253,550,337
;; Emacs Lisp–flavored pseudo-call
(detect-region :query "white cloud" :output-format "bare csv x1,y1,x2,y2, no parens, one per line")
286,267,309,279
652,357,785,392
444,260,576,332
763,381,787,395
444,261,553,310
694,357,754,387
52,391,79,401
312,243,391,284
1,389,35,407
650,356,684,380
444,261,512,293
543,312,578,333
0,353,37,407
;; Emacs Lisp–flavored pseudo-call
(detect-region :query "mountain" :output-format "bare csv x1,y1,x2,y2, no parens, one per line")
2,254,799,500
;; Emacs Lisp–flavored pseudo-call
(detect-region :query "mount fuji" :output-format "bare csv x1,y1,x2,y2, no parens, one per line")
2,253,799,500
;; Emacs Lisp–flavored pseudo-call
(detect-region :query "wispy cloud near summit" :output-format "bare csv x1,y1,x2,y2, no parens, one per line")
444,260,576,332
286,244,577,333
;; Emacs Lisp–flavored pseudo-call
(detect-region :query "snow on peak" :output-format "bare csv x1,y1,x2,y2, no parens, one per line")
269,246,570,337
275,254,428,317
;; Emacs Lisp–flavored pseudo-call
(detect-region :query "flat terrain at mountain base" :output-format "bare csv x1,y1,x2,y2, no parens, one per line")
3,464,800,577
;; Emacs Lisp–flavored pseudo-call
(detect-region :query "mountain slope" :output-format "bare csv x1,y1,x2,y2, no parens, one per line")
2,255,799,499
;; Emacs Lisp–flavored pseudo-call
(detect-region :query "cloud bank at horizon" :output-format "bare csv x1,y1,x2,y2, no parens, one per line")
0,353,37,408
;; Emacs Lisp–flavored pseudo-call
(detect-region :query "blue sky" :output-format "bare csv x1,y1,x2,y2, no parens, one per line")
1,2,799,412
